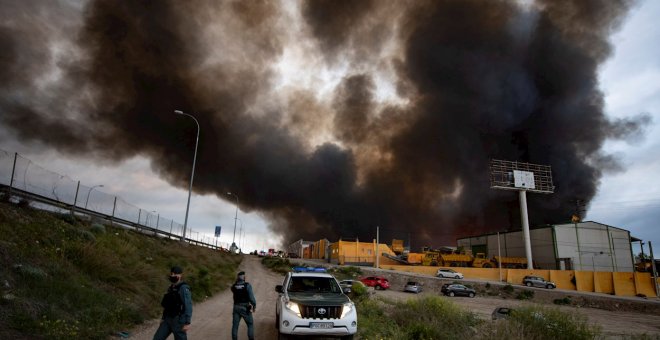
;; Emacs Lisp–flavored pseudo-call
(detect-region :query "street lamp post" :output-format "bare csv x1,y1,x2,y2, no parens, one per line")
84,184,104,209
227,192,239,252
174,110,200,242
236,218,244,252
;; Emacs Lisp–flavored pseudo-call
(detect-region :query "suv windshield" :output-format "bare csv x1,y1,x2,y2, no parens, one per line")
288,276,342,293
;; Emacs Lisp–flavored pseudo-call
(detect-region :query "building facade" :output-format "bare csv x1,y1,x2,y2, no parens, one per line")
457,221,634,272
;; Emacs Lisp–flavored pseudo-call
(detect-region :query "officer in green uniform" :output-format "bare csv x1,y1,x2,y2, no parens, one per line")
153,266,193,340
231,271,256,340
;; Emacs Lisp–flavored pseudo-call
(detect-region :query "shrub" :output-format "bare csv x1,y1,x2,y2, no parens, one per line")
261,257,291,274
356,298,405,339
90,223,106,234
390,296,480,340
485,305,601,340
330,266,362,280
501,284,514,293
56,213,77,225
554,296,572,305
516,290,534,300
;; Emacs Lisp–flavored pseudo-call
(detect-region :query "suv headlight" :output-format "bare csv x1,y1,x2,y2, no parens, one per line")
340,302,354,318
285,301,301,317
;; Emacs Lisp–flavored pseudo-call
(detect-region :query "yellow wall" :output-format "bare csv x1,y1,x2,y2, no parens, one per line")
634,272,657,297
376,264,657,297
574,271,592,291
594,272,614,294
551,270,576,290
613,272,636,296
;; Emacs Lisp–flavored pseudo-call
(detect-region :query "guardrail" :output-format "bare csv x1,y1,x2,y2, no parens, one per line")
0,149,222,250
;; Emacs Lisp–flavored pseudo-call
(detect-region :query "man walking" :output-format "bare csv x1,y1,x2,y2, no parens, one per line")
153,266,192,340
231,271,256,340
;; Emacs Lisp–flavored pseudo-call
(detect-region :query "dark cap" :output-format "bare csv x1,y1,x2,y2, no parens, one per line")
238,271,245,276
171,266,183,274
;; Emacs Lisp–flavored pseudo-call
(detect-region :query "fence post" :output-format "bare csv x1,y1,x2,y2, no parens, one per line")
137,209,142,228
156,214,159,230
71,181,80,216
8,152,17,197
170,220,174,235
111,197,117,226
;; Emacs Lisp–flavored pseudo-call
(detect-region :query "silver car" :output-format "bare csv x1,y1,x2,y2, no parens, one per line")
522,275,556,289
404,281,423,293
339,279,365,293
436,268,464,279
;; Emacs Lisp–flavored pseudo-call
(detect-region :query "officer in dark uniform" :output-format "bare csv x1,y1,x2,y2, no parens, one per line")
153,266,193,340
231,271,256,340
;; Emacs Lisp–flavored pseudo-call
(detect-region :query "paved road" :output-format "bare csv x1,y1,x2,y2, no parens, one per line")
129,255,282,339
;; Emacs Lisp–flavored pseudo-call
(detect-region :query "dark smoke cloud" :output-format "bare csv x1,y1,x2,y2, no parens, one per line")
0,0,648,248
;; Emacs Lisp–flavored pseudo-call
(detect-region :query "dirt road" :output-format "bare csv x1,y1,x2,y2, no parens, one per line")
129,255,282,340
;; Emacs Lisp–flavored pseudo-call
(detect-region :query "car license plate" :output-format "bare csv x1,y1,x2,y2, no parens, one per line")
310,322,333,329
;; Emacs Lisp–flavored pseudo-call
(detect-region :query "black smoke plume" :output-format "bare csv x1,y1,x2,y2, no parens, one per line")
0,0,648,248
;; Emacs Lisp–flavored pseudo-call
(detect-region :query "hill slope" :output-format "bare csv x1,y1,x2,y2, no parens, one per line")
0,198,241,339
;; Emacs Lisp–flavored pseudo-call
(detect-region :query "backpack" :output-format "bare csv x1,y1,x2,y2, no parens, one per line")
161,282,189,317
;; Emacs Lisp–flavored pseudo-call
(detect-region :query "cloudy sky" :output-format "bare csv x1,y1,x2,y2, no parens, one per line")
0,0,658,257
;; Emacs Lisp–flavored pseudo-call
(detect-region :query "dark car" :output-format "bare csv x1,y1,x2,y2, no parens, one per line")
492,307,513,320
522,275,556,289
441,283,476,297
360,276,390,290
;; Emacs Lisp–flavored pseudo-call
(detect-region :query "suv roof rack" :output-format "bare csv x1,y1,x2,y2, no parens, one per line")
291,266,327,273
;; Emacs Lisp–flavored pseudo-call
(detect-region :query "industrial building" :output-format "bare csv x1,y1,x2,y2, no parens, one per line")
457,221,635,272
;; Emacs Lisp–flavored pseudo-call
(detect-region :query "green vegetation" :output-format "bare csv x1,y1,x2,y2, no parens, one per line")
354,295,602,340
516,290,535,300
484,305,601,340
330,265,362,280
261,256,292,274
553,296,572,305
0,200,241,339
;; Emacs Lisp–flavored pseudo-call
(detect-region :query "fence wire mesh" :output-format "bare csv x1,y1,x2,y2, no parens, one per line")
0,148,213,247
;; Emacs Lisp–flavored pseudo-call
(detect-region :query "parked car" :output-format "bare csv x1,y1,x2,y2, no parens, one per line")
436,268,464,279
492,307,513,320
338,279,366,294
441,283,476,297
522,275,556,289
404,281,423,294
360,276,390,290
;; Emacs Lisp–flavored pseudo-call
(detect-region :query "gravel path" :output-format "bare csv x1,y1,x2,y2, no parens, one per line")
128,255,281,340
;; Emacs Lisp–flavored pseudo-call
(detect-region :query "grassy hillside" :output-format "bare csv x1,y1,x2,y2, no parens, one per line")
0,198,241,339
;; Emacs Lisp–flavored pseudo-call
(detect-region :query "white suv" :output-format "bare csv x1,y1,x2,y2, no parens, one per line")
436,268,464,279
275,269,357,339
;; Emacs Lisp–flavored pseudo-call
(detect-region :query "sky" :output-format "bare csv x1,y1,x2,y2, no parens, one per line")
0,0,658,257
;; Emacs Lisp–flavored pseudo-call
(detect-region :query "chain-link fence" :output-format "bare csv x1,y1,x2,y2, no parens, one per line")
0,148,214,247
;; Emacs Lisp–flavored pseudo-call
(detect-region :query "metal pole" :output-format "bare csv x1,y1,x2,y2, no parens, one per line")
170,220,174,235
175,110,200,243
228,192,239,251
648,241,659,297
137,209,142,226
497,232,502,282
156,214,159,229
111,197,117,226
71,181,80,215
575,222,582,270
518,190,533,270
376,226,380,268
8,152,17,197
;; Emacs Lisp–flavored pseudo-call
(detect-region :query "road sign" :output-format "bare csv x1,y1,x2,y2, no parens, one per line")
215,226,221,237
